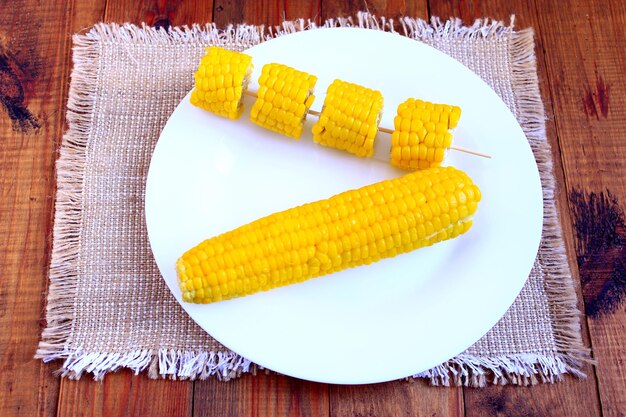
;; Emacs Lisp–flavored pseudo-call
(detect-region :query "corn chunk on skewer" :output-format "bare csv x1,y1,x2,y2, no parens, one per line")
250,63,318,139
190,47,253,120
177,166,481,303
312,79,384,157
390,99,462,171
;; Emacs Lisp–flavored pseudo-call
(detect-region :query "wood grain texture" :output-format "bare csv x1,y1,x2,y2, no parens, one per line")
55,3,210,416
0,0,78,416
286,0,323,25
194,373,329,417
57,370,192,417
536,0,626,192
464,382,602,417
104,0,214,26
212,0,322,28
71,0,108,33
533,0,626,416
331,380,463,417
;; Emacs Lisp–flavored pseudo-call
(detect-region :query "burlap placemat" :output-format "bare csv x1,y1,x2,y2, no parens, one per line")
36,13,590,386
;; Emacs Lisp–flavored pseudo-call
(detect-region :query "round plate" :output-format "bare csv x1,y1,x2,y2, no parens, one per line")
145,28,543,384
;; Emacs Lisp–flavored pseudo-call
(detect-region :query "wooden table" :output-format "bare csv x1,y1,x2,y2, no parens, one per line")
1,1,624,416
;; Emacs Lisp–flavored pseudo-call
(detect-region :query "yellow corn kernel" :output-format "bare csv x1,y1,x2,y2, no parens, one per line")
312,79,383,157
177,166,481,303
190,47,253,120
390,98,462,171
250,63,318,139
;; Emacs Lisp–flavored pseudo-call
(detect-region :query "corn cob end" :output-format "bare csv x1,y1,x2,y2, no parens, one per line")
250,63,318,139
390,99,462,171
312,79,384,157
190,46,254,120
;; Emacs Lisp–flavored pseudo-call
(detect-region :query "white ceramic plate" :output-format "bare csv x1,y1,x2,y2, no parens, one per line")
145,28,543,384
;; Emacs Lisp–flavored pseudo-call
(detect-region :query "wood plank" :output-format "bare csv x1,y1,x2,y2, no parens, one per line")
321,0,427,22
197,4,460,417
532,0,626,416
39,2,104,417
195,2,324,414
319,2,464,417
192,3,329,415
331,380,463,417
53,3,213,417
0,0,102,416
194,373,328,417
212,0,322,28
57,370,192,417
71,0,108,33
426,1,602,416
463,383,601,417
286,0,323,25
321,1,464,411
103,0,214,27
43,3,108,417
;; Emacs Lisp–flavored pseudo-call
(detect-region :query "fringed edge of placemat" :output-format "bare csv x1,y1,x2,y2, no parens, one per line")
415,25,591,387
35,29,98,369
37,12,590,384
510,28,591,373
46,349,255,381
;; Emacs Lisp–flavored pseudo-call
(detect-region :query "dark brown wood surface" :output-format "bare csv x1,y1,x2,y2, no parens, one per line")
1,1,624,416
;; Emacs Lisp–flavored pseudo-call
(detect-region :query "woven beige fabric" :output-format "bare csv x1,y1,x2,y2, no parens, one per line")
37,13,589,386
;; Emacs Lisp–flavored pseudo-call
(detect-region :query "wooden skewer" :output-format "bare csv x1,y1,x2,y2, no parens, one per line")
444,145,491,159
376,126,395,135
242,90,491,159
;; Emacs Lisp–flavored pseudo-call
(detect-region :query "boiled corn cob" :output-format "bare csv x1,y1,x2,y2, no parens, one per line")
249,63,318,139
390,99,462,171
190,47,253,120
311,80,384,157
177,166,481,303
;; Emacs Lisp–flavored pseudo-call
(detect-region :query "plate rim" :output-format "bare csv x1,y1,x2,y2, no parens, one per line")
145,27,543,384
